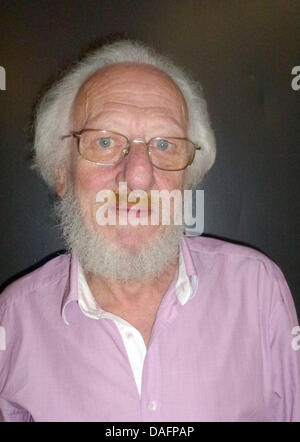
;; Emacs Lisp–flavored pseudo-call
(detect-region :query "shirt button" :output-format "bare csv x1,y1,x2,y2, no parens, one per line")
126,332,134,339
148,400,157,411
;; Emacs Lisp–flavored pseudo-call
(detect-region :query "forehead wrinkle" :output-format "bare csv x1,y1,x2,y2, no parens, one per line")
72,64,188,130
85,105,185,135
85,64,185,104
85,87,184,112
84,94,186,129
86,111,184,136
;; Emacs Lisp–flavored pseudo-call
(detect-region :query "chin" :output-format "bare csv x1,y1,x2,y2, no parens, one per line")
96,223,166,253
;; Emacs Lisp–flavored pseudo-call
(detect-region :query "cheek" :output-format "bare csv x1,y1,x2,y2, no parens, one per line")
154,170,185,192
71,160,115,195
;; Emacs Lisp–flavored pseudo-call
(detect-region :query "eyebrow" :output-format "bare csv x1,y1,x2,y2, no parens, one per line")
84,113,185,134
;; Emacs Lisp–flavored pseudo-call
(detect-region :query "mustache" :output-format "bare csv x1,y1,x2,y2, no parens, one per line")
115,192,152,208
95,191,153,210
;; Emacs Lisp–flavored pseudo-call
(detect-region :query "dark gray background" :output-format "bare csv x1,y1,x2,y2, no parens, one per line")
0,0,299,316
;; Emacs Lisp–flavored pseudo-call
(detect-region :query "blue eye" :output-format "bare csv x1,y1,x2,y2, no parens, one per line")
156,139,169,151
98,137,112,148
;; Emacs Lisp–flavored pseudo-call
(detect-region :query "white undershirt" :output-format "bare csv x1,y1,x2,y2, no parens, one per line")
77,248,197,395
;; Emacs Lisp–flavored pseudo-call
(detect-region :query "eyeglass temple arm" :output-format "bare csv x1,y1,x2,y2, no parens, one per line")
61,132,81,140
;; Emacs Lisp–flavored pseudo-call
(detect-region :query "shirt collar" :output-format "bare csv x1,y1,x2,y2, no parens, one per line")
176,235,198,305
61,234,198,323
61,254,79,325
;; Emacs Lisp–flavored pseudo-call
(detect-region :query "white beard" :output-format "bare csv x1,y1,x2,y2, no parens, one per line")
54,184,183,283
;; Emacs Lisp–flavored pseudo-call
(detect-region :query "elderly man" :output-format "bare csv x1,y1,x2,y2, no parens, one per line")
0,40,299,422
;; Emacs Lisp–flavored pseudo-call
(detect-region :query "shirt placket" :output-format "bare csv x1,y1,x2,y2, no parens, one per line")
139,286,180,421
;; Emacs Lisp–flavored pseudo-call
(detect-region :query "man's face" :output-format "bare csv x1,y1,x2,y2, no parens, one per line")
59,63,188,253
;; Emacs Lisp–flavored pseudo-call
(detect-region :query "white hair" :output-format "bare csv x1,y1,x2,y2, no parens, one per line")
33,40,216,189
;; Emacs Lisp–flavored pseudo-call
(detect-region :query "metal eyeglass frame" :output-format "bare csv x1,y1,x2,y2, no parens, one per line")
61,128,202,171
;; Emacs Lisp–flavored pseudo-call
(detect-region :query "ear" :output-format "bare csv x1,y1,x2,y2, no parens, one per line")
54,166,68,198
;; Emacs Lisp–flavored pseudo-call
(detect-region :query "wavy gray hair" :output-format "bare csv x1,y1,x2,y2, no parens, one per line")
33,40,216,189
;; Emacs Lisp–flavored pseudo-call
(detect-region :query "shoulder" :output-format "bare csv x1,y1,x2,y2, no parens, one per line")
0,254,71,313
184,235,286,282
184,235,297,322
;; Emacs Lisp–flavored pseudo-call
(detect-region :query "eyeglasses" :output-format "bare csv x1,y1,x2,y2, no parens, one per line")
62,129,201,171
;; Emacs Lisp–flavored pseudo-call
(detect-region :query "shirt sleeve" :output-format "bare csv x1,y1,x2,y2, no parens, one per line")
268,267,300,421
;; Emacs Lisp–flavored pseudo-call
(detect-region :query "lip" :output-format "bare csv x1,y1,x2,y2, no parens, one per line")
96,193,158,220
116,193,151,206
116,205,152,217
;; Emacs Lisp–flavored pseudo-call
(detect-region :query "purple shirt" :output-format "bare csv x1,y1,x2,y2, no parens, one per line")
0,236,299,422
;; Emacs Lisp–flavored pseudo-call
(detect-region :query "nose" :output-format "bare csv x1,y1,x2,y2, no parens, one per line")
116,139,154,190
